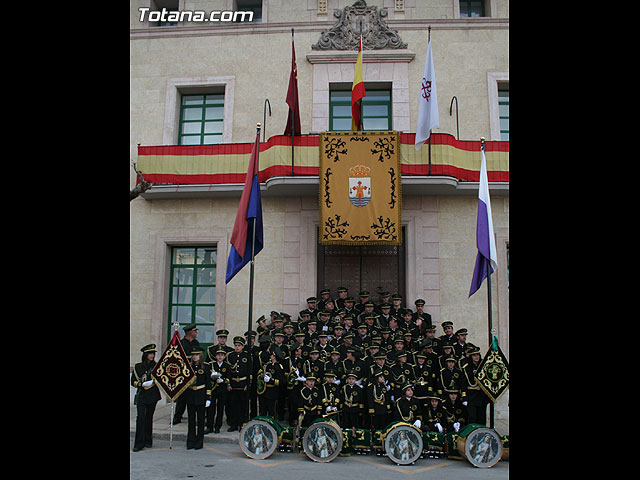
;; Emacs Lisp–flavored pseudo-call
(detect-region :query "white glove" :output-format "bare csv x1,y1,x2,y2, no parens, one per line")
264,374,271,383
297,376,306,382
323,325,329,331
413,419,421,429
294,368,300,376
217,377,224,383
453,422,460,432
385,384,391,391
334,379,341,385
435,423,443,433
205,400,211,408
326,406,332,412
355,380,362,387
462,401,468,406
142,380,154,388
390,395,395,402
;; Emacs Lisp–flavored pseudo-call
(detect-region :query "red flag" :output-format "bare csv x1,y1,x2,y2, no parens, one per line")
151,329,196,402
284,30,301,135
351,36,366,131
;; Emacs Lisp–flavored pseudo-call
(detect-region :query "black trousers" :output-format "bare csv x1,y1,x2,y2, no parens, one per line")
228,388,249,427
206,388,227,430
371,413,388,431
259,395,277,418
186,403,205,449
342,410,359,429
134,402,157,449
173,395,186,422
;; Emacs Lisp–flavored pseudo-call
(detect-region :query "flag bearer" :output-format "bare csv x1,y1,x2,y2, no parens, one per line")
185,347,212,450
131,344,161,452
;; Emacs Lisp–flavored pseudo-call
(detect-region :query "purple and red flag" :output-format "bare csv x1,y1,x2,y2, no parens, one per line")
225,131,263,283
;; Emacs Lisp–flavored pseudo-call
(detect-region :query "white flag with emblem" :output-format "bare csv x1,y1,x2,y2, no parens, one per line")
415,40,439,151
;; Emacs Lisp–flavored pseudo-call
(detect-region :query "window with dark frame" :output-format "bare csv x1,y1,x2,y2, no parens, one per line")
329,89,392,131
168,246,217,349
498,85,509,141
178,94,224,145
459,0,485,17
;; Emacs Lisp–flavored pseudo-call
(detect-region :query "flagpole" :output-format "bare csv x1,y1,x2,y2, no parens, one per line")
359,34,363,131
427,26,432,175
248,123,261,335
169,320,179,449
481,136,495,429
290,28,295,177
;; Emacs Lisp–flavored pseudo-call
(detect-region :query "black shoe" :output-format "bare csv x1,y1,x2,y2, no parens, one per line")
214,427,220,434
132,446,143,452
172,418,182,425
227,425,238,432
204,427,213,435
144,443,152,448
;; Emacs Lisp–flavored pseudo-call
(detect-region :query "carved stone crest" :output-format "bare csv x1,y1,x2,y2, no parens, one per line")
312,0,407,50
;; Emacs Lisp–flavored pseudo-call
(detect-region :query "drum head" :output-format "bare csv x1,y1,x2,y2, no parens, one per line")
239,419,279,459
461,427,502,468
383,424,423,465
302,421,343,462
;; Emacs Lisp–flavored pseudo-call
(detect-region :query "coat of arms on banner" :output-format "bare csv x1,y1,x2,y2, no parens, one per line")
319,131,401,245
348,165,371,207
151,330,196,402
474,343,510,403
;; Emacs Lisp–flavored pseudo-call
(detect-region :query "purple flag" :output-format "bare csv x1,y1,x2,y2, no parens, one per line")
469,145,498,297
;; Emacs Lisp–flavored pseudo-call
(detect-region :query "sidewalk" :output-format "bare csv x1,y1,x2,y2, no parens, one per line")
130,400,509,447
130,400,239,445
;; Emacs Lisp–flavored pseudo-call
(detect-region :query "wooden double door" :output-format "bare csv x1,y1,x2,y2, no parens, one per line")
317,228,406,302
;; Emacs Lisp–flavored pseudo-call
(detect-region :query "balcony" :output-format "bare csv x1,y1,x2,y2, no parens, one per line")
137,132,508,200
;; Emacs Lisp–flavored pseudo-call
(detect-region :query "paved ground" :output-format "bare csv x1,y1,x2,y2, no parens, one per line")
130,437,509,480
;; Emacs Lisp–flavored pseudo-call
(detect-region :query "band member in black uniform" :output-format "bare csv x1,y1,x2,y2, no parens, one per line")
184,347,211,450
341,371,364,430
260,348,286,418
206,329,234,362
244,330,260,419
205,348,230,434
393,384,423,429
424,393,447,433
131,344,161,452
461,345,489,425
298,375,322,427
303,347,324,381
439,321,456,345
412,299,432,334
335,286,349,310
390,351,415,401
438,355,467,400
367,370,392,430
442,386,468,433
173,324,200,425
412,353,437,420
286,342,306,425
320,371,341,424
226,336,251,432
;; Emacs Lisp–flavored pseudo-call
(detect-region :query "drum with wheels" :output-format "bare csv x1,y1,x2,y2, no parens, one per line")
302,419,343,462
382,422,423,465
239,418,280,459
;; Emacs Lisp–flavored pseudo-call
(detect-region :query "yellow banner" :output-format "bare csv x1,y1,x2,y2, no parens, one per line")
319,131,401,245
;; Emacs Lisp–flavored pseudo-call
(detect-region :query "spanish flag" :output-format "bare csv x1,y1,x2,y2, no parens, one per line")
351,36,366,131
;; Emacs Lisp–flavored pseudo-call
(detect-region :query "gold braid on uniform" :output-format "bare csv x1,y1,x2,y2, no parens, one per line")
396,400,413,423
373,384,386,406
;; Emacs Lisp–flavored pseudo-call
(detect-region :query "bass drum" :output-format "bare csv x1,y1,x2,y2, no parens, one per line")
302,419,343,462
239,418,280,459
455,424,502,468
382,422,423,466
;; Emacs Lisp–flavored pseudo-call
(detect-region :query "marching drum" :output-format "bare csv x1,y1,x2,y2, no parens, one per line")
382,422,424,466
302,419,343,462
238,417,282,460
455,424,503,468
